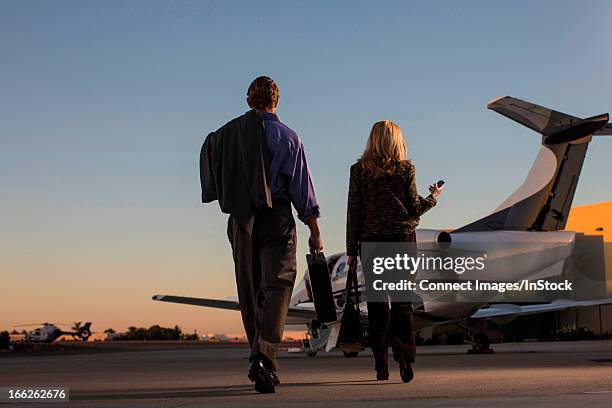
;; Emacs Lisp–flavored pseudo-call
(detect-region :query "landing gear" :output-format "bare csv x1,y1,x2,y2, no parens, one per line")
343,351,359,358
301,321,331,357
467,332,494,354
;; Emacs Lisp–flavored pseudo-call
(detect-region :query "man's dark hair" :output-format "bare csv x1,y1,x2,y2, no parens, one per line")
247,76,280,110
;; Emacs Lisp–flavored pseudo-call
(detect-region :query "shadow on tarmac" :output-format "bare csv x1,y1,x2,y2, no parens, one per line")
71,379,398,401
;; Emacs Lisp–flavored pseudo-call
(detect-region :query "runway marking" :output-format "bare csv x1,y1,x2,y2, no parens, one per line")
583,391,612,394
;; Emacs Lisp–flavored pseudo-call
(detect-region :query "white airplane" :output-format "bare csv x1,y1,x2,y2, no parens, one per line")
153,97,612,356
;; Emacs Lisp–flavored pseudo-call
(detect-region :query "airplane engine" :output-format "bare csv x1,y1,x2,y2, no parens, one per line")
416,229,452,243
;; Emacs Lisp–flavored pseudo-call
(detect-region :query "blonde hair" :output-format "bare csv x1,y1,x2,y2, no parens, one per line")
360,120,407,177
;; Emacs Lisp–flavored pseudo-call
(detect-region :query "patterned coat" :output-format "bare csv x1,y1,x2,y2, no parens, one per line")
346,160,436,256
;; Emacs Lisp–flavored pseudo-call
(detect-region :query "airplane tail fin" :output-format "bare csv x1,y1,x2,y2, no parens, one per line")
457,97,611,232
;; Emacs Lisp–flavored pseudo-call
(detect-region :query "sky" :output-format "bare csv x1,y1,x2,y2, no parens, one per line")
2,0,612,335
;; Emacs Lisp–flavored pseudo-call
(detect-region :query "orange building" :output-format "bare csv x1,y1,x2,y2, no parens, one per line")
565,201,612,294
559,201,612,334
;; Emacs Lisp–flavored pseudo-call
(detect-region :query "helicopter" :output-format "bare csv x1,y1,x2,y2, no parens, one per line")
14,322,93,343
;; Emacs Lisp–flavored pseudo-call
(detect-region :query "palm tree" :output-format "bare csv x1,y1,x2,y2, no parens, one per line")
71,321,83,332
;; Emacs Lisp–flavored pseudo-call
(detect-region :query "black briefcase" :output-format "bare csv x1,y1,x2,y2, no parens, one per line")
306,252,337,323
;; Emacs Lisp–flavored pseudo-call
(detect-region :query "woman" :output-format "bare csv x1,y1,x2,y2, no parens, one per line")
346,120,442,382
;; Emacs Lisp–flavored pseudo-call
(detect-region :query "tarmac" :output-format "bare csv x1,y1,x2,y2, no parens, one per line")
2,340,612,407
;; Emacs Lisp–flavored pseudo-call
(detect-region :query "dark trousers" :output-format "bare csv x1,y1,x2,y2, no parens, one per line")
367,301,416,368
227,202,297,370
364,232,416,369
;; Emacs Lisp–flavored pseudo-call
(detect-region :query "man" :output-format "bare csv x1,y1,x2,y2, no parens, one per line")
200,76,323,393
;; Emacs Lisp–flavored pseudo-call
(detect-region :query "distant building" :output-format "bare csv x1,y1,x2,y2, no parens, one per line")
202,333,231,342
105,332,122,341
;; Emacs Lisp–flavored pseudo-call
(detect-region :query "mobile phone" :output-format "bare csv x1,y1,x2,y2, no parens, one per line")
436,180,445,188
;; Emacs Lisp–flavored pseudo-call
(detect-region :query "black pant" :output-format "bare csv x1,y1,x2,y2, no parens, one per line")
364,232,416,369
227,201,297,370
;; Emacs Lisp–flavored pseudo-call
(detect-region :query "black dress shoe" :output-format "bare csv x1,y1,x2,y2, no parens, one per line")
248,358,275,394
376,367,389,381
254,377,275,394
399,356,414,383
249,354,279,385
270,370,280,386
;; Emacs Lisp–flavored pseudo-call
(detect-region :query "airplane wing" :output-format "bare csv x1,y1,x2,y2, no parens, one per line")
152,295,317,324
471,298,612,319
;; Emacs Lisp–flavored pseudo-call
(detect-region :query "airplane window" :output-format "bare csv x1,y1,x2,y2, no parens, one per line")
335,261,348,280
327,256,341,276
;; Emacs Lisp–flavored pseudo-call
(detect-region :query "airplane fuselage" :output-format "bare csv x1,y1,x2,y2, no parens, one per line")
290,229,575,330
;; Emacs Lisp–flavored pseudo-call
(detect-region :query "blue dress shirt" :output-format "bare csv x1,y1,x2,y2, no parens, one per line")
261,112,320,223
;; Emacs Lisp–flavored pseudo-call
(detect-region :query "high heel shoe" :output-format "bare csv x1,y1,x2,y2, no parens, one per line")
376,367,389,381
399,355,414,383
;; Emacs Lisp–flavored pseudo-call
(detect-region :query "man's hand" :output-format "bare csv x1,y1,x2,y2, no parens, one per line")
308,234,323,253
306,217,323,253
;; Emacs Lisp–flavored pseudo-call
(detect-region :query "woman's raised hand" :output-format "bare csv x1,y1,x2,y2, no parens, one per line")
429,183,443,198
